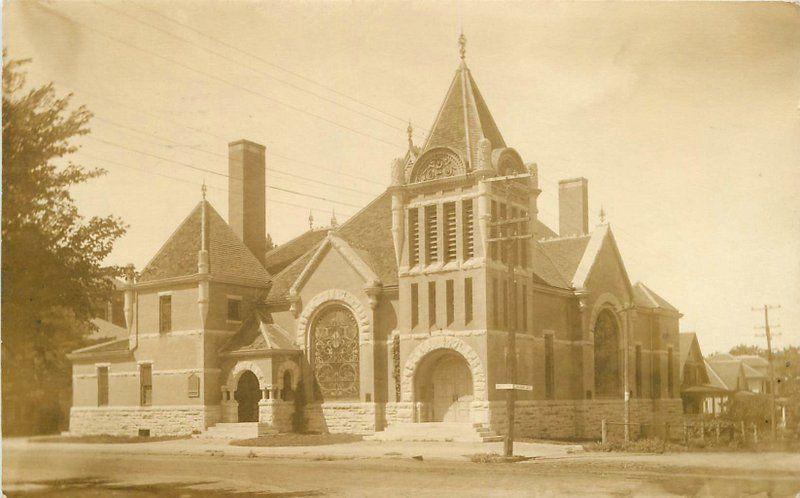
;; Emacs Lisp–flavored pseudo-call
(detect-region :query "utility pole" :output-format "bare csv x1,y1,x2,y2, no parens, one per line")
487,172,532,457
753,304,780,439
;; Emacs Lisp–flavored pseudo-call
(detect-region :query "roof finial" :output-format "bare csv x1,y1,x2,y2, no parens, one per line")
458,31,467,61
308,210,314,231
201,179,207,200
330,208,338,229
599,205,607,224
407,121,414,149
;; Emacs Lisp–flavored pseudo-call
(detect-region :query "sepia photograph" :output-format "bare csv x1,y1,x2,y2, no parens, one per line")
2,1,799,496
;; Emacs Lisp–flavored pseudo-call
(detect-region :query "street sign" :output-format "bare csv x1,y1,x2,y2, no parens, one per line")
495,383,533,391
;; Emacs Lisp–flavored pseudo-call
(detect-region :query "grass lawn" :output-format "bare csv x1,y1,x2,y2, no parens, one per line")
29,435,190,444
231,433,362,447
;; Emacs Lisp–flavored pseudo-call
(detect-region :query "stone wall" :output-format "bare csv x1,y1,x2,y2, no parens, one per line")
304,402,377,434
258,399,294,433
69,406,208,436
484,398,684,441
383,402,414,426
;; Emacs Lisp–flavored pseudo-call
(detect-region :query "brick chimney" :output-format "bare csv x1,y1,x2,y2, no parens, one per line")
558,177,588,237
228,139,266,265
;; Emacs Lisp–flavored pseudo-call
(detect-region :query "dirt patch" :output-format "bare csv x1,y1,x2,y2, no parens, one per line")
231,433,363,447
467,452,532,463
29,435,190,444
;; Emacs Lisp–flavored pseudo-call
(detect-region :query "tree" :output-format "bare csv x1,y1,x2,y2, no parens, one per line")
729,344,764,356
2,56,126,435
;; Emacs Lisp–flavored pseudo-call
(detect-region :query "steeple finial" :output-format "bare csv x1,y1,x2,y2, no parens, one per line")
201,179,207,200
330,208,338,229
458,31,467,61
308,210,314,231
407,121,414,149
599,205,607,225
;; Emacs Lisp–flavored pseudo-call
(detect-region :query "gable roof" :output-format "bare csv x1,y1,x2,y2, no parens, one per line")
89,318,128,342
421,62,506,169
220,310,299,355
706,360,744,391
265,191,396,303
539,235,592,285
139,200,270,286
634,282,678,312
704,360,733,391
742,362,766,379
68,338,131,361
262,229,327,276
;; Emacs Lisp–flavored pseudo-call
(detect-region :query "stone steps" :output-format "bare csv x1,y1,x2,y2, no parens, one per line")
199,422,271,439
367,422,503,443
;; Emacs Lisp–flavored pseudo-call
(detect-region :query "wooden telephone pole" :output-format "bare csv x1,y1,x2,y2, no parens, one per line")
754,304,780,439
486,172,533,457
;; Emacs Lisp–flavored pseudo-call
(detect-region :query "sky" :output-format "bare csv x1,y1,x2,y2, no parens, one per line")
4,1,799,355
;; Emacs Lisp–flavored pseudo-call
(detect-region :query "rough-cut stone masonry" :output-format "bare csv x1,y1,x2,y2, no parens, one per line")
69,406,209,436
258,399,294,433
305,402,377,434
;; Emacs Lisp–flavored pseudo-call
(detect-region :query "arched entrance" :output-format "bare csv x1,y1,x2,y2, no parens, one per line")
235,370,261,422
416,351,473,422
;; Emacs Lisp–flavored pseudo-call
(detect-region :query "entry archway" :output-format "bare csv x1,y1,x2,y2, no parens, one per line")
235,370,261,422
415,350,474,423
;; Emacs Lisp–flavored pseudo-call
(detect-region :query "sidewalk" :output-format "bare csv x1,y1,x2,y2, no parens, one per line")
2,436,583,462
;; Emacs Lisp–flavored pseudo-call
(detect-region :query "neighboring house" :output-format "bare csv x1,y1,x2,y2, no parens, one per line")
678,333,716,414
68,39,684,440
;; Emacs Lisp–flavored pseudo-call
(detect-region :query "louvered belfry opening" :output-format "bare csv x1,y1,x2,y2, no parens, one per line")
443,202,456,263
424,204,438,263
462,199,474,259
408,207,419,266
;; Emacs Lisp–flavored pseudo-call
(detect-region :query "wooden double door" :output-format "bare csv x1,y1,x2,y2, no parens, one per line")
430,354,473,423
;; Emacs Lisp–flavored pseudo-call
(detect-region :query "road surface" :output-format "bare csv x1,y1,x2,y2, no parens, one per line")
4,443,800,496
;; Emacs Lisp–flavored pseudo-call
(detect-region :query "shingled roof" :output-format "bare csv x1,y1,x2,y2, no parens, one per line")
539,235,592,285
220,310,299,355
266,191,395,302
633,282,678,312
263,229,327,276
139,200,270,286
420,61,506,169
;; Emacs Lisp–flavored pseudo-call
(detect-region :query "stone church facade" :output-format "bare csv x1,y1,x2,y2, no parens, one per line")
69,43,682,440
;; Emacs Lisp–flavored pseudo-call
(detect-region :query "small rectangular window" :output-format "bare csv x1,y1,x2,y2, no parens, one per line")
227,298,242,322
411,283,419,328
445,280,454,326
652,354,661,399
635,345,643,398
443,202,456,262
668,347,674,398
492,278,498,328
408,208,419,266
545,334,555,400
428,281,437,328
464,277,473,325
462,199,474,259
521,284,528,332
97,366,109,406
140,364,153,406
425,205,438,264
502,280,508,328
159,295,172,333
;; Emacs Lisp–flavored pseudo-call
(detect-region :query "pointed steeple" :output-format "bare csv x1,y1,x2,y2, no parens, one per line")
419,33,506,170
198,182,209,274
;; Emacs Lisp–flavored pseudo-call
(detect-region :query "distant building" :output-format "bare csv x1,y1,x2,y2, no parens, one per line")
68,38,683,440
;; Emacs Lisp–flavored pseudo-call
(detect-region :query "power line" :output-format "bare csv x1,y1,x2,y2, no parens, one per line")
134,2,430,135
96,2,427,141
35,1,404,150
83,135,367,209
93,115,380,198
35,70,386,187
78,151,357,217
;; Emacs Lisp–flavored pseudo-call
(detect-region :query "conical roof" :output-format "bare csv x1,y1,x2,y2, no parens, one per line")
421,61,506,169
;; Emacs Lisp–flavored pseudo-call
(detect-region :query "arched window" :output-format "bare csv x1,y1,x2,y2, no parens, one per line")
312,304,359,400
594,309,620,397
281,370,293,401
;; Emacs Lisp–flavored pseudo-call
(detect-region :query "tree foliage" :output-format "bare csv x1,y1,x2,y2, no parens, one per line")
2,56,126,434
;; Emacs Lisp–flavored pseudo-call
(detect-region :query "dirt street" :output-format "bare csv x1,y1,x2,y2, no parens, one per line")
4,443,800,497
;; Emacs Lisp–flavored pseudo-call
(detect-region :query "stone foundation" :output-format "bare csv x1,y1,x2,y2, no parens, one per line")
485,398,684,441
305,402,377,434
69,405,209,436
258,399,294,433
383,402,415,426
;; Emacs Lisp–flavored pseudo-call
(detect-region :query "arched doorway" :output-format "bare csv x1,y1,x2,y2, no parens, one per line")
416,351,473,422
235,370,261,422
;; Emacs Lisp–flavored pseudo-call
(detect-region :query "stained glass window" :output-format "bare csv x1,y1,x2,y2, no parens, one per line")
313,305,359,400
594,310,620,398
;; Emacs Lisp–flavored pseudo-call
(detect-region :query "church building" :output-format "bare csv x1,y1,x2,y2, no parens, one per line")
68,38,683,441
